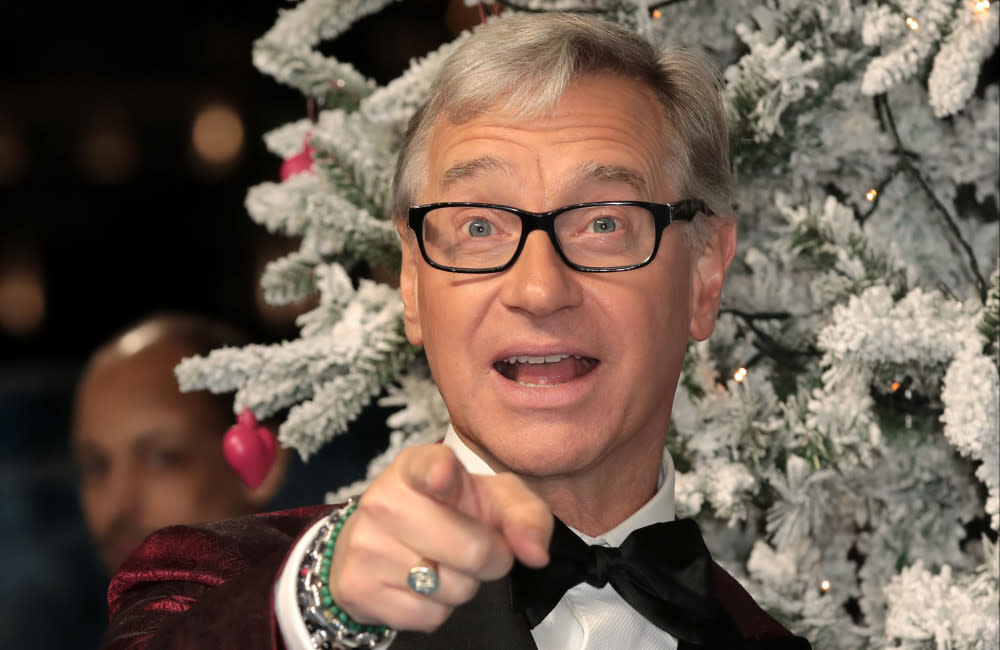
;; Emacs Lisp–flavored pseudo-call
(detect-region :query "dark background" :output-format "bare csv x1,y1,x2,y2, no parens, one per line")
0,0,467,365
0,2,471,647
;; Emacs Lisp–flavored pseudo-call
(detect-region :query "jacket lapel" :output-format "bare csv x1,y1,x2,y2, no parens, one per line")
392,577,537,650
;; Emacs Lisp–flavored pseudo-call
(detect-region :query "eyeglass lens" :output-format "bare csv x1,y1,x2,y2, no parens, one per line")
421,204,657,270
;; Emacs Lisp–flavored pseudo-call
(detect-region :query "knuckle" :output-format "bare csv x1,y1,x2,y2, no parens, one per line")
412,605,452,633
486,551,515,580
458,535,492,569
451,577,480,604
358,491,395,524
332,529,383,587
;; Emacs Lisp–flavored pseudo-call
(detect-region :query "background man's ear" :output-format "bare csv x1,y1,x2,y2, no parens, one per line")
689,215,737,341
396,220,424,346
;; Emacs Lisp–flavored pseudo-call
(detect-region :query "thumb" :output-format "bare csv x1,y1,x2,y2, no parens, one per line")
400,444,474,507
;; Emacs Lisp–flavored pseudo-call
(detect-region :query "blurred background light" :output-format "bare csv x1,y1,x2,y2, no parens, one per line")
0,115,29,185
76,113,139,184
0,255,46,337
190,102,244,175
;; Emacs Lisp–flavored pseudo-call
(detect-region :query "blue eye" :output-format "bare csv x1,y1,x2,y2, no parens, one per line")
466,220,493,237
588,217,618,233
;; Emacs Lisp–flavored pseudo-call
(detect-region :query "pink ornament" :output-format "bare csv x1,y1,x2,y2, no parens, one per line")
223,409,278,489
280,134,315,180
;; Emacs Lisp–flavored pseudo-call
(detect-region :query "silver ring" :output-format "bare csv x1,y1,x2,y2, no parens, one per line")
407,558,440,596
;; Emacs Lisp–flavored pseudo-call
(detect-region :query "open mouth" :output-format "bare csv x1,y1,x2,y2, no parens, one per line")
493,353,599,387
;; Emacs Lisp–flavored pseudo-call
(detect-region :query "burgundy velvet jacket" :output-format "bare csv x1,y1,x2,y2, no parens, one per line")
103,505,810,650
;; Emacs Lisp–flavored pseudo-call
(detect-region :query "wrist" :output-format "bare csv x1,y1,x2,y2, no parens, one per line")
297,497,396,649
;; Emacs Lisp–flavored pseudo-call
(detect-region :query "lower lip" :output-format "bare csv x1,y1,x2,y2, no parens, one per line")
490,361,600,408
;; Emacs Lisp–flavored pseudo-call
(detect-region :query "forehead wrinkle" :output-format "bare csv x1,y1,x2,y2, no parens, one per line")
570,161,650,197
439,156,512,194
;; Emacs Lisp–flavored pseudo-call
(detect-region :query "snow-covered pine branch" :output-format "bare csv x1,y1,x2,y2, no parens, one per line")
252,0,389,99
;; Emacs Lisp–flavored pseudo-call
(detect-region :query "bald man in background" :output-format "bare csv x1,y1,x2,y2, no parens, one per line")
71,313,288,571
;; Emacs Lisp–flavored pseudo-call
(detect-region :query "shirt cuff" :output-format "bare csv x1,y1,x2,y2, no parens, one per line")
275,516,327,649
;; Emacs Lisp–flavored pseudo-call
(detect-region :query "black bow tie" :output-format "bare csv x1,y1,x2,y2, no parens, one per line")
510,516,740,646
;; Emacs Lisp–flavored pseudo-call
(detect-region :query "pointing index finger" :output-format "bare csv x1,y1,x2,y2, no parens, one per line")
396,444,553,570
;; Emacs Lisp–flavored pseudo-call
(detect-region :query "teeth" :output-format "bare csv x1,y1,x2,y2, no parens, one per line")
503,354,580,364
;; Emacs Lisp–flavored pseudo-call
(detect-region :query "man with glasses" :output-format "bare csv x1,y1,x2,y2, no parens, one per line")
103,13,810,650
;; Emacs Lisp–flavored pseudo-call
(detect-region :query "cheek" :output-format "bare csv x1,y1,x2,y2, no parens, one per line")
418,277,490,351
420,299,467,387
145,474,237,526
80,486,105,529
144,476,199,520
606,272,690,373
417,279,499,409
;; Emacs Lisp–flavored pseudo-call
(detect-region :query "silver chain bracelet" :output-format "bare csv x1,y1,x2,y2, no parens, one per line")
297,498,397,649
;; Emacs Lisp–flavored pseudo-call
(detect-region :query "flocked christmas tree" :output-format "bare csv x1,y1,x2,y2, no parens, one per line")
176,1,999,647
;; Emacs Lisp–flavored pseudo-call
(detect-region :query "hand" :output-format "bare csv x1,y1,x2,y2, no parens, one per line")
328,443,553,631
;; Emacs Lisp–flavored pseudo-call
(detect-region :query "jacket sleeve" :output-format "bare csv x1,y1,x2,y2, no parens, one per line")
102,505,332,650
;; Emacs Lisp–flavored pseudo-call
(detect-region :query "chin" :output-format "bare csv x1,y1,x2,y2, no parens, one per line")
477,422,609,477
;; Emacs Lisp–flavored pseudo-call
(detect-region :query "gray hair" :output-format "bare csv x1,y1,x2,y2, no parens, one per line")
392,12,732,248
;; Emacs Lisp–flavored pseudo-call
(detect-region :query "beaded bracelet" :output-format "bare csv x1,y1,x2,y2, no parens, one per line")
297,497,396,649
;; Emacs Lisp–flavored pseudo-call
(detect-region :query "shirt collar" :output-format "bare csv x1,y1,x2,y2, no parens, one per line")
442,424,676,548
443,425,496,476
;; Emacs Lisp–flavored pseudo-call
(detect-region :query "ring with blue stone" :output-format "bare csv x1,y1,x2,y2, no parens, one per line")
407,559,440,596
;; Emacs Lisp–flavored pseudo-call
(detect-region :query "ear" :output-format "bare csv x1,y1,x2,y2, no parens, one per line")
244,444,290,509
396,219,424,346
689,214,737,341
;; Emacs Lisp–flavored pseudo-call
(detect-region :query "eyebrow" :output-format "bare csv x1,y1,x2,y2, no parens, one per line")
129,428,192,452
572,161,649,196
440,156,510,193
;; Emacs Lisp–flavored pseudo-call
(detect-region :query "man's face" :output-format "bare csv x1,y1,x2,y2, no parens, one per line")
399,73,733,482
71,341,255,571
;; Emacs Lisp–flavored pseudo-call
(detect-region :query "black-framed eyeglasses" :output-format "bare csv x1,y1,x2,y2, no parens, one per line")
407,200,710,273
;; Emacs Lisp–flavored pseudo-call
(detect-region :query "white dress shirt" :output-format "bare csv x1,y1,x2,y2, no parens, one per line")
276,427,679,649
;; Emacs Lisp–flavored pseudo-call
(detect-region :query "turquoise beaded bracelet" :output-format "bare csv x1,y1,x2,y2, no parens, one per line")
297,498,396,649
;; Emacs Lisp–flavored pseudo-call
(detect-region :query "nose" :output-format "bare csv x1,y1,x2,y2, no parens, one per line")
499,230,582,316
